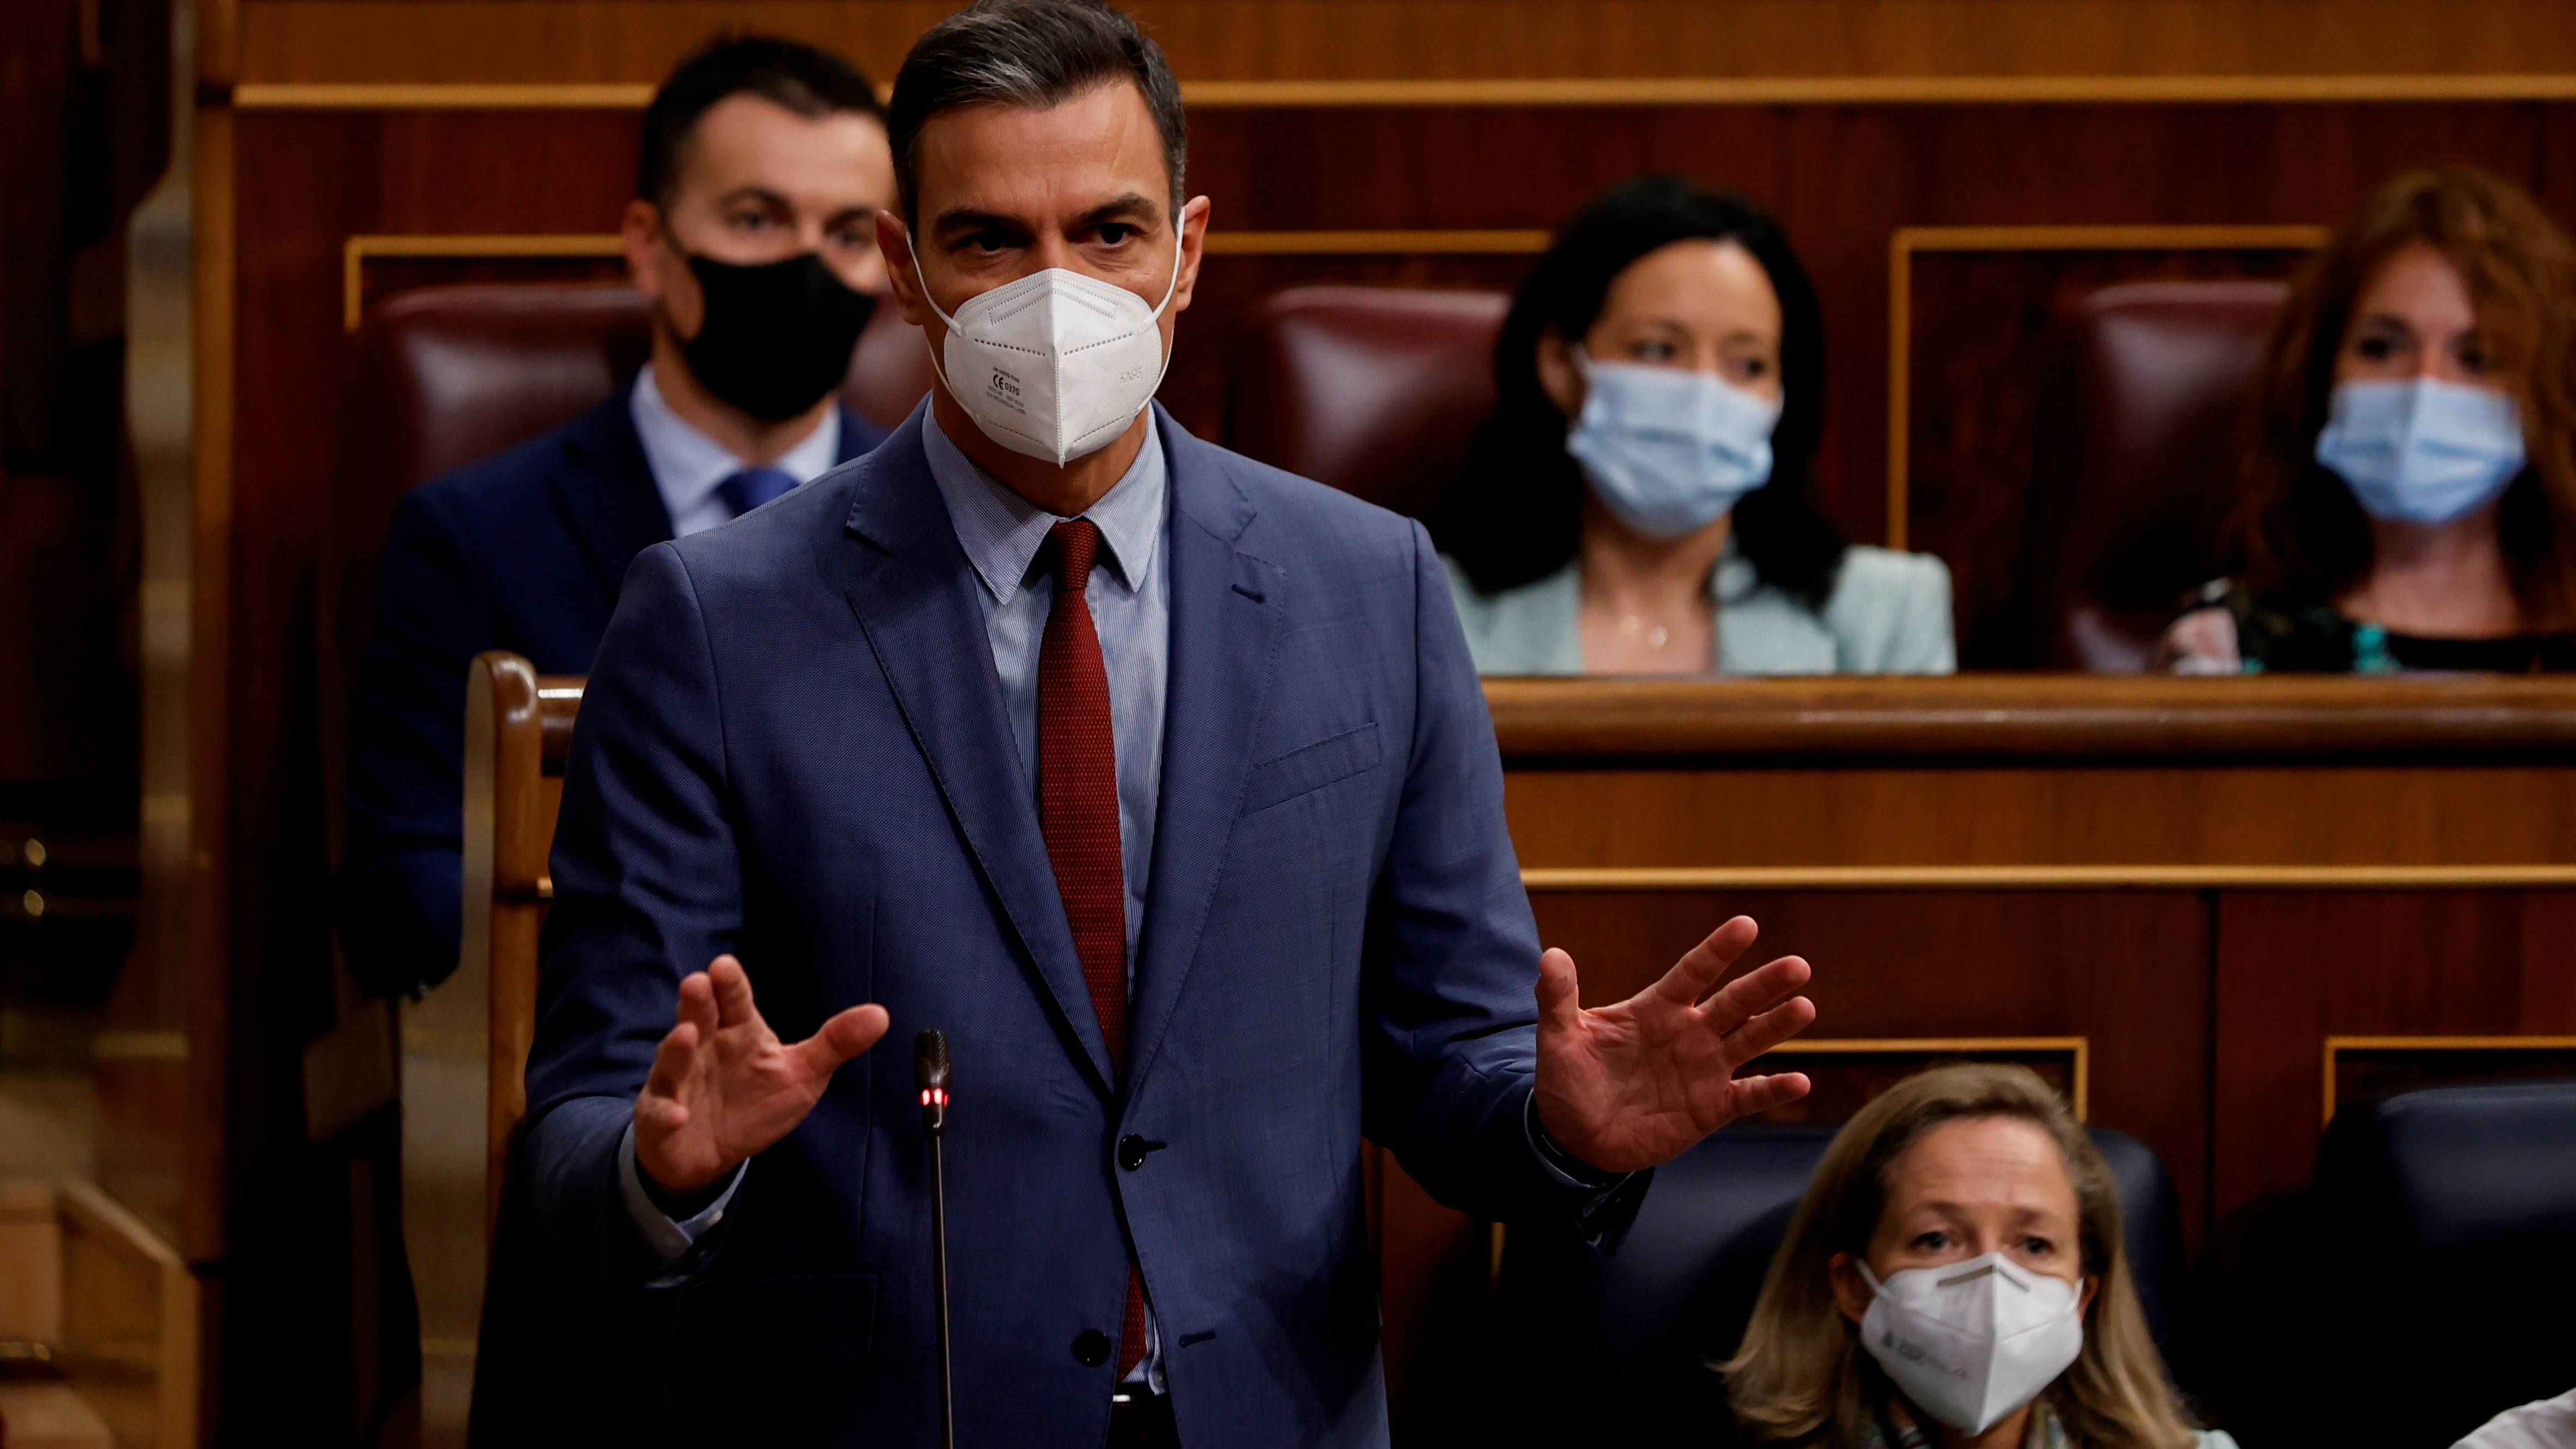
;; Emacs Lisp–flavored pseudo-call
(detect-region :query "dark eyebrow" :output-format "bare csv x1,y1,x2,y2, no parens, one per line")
1074,193,1162,231
712,185,791,212
929,206,1034,243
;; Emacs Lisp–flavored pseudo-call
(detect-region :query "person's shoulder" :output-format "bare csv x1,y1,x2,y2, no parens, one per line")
1440,554,1581,675
1808,545,1954,673
404,392,636,529
1828,544,1951,605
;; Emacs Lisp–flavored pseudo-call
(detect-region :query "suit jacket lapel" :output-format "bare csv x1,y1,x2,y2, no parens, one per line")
830,415,1116,1092
1125,408,1283,1094
551,384,676,600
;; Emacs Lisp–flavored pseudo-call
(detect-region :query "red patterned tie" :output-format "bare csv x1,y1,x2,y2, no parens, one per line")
1035,519,1149,1376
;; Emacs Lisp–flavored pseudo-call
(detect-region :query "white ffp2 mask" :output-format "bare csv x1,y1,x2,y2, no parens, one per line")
913,229,1182,466
1858,1253,2084,1434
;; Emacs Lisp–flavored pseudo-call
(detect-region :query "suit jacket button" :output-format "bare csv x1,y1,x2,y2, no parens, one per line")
1118,1134,1149,1171
1072,1328,1112,1367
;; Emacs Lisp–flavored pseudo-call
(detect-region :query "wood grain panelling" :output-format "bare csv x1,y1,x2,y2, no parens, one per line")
1904,242,2313,660
1505,766,2576,870
2205,890,2576,1440
229,0,2576,88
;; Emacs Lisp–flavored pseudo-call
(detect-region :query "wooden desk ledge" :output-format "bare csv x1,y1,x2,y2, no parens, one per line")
1482,673,2576,759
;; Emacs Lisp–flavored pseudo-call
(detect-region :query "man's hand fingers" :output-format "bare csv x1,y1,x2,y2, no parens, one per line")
1535,948,1584,1040
790,1003,891,1081
1716,995,1818,1066
1698,953,1812,1033
1726,1071,1812,1119
707,955,760,1029
675,969,719,1036
643,1019,701,1104
1652,916,1760,1005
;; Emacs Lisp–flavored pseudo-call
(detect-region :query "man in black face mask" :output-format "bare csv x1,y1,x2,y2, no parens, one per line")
336,35,902,1000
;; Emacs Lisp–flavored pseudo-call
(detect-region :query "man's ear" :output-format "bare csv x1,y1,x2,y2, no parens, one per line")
1536,327,1584,416
878,211,933,330
1168,193,1213,315
622,198,666,302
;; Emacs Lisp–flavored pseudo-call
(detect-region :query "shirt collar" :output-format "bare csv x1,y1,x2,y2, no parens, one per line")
630,362,843,519
921,406,1166,605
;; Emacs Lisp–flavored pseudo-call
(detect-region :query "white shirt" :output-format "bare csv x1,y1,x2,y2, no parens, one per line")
628,362,842,536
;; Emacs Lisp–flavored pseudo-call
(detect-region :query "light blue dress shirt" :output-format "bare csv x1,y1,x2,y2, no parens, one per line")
920,407,1170,977
629,362,842,536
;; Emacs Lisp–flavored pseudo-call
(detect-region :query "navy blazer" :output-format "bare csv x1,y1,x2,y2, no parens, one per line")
508,406,1618,1447
334,386,884,997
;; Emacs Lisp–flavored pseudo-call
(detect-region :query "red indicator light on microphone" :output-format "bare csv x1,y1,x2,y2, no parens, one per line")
919,1088,948,1106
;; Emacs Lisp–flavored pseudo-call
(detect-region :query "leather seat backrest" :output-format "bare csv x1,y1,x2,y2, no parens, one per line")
1224,285,1511,529
2026,280,2288,671
2312,1080,2576,1447
1487,1124,2192,1445
323,281,935,856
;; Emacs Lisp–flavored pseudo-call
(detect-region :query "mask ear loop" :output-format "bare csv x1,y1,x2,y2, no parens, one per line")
907,236,966,404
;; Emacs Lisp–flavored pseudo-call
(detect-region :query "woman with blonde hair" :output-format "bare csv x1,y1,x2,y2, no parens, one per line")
2161,165,2576,672
1720,1065,2232,1449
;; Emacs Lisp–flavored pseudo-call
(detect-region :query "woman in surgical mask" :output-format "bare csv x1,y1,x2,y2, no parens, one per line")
2160,166,2576,673
1721,1065,2232,1449
1443,176,1955,676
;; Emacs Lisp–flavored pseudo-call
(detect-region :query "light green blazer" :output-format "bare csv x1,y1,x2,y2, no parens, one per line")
1441,541,1955,676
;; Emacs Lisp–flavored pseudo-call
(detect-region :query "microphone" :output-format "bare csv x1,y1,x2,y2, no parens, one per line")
915,1029,955,1449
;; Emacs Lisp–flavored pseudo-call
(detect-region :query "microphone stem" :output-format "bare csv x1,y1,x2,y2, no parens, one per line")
929,1131,955,1449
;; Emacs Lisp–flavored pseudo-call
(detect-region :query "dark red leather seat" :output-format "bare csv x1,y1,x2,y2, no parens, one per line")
1224,285,1510,529
323,281,936,834
2026,279,2289,671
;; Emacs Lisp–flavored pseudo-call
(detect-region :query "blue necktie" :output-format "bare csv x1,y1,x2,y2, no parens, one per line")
714,466,798,520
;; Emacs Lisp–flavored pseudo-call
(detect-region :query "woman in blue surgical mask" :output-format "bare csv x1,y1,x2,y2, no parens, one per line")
2160,166,2576,673
1721,1065,2233,1449
1444,177,1955,676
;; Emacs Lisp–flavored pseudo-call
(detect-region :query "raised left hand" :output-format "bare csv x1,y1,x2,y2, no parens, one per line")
1532,915,1816,1174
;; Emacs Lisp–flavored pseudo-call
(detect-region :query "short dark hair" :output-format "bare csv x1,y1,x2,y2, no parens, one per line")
887,0,1188,224
1448,176,1849,609
637,35,887,210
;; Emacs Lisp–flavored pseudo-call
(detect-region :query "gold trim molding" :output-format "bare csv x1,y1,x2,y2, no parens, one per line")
1770,1036,2090,1119
342,230,1547,330
1883,223,2328,548
2321,1034,2576,1125
236,74,2576,112
1522,864,2576,891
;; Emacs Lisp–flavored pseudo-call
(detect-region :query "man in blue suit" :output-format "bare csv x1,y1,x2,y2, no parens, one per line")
336,37,901,997
512,3,1820,1445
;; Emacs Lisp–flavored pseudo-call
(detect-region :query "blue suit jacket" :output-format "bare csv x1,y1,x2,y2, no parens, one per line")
511,406,1609,1446
334,386,884,996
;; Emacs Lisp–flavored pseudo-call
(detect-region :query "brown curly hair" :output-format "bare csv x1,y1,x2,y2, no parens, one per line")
2228,165,2576,629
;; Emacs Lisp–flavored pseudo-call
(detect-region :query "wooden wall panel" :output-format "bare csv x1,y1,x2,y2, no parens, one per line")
2204,890,2576,1441
1532,888,2214,1241
229,1,2576,88
1504,765,2576,870
1905,242,2314,664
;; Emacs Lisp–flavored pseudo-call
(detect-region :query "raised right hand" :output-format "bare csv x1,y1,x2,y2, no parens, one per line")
633,954,890,1196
